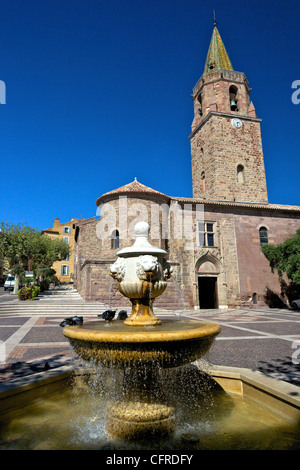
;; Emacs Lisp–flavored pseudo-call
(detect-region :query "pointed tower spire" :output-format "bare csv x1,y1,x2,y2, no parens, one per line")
190,20,268,204
204,23,233,73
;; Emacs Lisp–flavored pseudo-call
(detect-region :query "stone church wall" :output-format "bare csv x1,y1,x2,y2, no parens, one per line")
74,196,300,310
234,208,300,304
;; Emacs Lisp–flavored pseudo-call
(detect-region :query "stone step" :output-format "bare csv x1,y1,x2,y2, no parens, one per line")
0,303,174,317
0,288,175,316
0,307,111,316
0,303,109,310
38,291,83,298
0,305,108,309
38,292,83,296
0,287,114,314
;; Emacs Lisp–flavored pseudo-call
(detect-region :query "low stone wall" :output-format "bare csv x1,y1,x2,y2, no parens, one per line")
77,260,194,310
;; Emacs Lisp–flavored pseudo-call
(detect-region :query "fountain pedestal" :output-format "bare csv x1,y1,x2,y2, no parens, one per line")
106,401,175,441
124,297,160,326
107,365,175,440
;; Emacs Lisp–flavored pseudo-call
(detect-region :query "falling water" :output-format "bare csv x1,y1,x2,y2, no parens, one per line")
149,273,152,313
171,273,186,320
107,276,113,307
2,359,299,450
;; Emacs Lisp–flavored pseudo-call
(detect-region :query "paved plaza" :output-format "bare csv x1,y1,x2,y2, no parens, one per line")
0,288,300,386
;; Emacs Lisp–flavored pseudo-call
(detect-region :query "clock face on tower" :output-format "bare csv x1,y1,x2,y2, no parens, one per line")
232,118,242,129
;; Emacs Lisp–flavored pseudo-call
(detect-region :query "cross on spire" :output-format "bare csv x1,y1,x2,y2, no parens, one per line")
213,9,217,26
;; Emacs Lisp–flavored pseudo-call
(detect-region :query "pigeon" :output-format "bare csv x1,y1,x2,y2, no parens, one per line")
59,316,83,327
98,309,116,321
67,316,83,325
117,310,128,320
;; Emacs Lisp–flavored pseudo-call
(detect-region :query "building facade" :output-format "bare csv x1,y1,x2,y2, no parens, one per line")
73,24,300,310
42,217,83,283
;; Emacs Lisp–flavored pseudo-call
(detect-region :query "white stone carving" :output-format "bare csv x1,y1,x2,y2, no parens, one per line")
163,259,173,280
136,255,159,281
110,257,126,281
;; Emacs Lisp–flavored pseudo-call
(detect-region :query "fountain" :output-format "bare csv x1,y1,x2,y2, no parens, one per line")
63,222,221,441
1,222,299,450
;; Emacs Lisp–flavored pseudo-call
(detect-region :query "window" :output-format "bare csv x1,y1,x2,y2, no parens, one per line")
63,227,71,233
197,94,203,116
229,85,238,111
62,253,70,261
201,171,206,193
198,222,215,247
237,165,244,184
111,230,120,250
63,236,69,244
259,227,268,246
61,265,69,276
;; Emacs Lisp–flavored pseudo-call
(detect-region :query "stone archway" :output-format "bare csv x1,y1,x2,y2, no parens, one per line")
195,251,227,309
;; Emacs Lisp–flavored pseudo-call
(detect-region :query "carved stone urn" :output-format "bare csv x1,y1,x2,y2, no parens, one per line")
110,222,173,326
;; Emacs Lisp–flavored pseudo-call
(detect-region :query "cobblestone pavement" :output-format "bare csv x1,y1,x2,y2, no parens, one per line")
185,307,300,386
0,294,299,386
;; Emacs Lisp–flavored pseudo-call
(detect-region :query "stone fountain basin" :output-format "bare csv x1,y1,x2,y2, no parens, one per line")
63,319,221,369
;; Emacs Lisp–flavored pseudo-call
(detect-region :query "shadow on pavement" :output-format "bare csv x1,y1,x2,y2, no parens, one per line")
257,357,300,387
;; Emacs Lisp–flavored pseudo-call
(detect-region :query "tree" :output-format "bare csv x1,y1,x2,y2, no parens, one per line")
0,222,70,292
261,229,300,302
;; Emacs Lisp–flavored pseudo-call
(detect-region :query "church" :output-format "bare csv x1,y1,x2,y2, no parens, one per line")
73,23,300,310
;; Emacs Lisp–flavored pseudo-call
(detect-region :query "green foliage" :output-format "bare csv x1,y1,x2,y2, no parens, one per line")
36,267,56,280
0,221,70,280
31,285,40,299
18,285,40,301
39,280,50,292
261,229,300,285
0,222,38,274
33,235,70,272
36,267,57,291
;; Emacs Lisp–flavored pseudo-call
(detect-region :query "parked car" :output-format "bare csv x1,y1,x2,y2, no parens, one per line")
291,299,300,310
4,276,15,291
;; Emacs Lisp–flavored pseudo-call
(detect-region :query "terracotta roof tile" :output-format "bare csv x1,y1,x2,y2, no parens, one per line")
96,178,169,205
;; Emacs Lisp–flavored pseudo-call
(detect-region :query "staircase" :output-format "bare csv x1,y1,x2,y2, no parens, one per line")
0,286,110,316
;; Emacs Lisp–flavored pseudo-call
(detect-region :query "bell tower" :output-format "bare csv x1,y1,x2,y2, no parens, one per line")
190,22,268,204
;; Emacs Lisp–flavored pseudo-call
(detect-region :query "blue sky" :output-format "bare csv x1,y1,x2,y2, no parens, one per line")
0,0,299,231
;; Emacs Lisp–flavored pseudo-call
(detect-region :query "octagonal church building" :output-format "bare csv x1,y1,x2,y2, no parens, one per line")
73,24,300,310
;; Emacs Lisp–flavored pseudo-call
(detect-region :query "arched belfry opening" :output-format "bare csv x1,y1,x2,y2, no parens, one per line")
229,85,238,111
